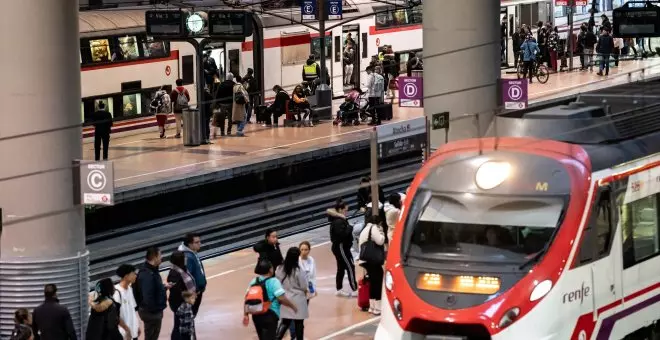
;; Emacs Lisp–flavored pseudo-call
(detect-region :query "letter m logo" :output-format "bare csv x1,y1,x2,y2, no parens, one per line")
536,182,549,192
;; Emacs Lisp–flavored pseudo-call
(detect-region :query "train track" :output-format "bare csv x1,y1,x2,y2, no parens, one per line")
87,155,421,284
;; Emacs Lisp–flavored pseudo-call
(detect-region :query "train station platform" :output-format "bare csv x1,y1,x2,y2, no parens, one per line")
83,58,660,205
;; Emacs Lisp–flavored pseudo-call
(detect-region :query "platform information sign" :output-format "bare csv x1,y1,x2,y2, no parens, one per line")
398,77,424,108
301,0,317,20
501,79,528,110
376,117,427,160
327,0,343,20
78,161,115,206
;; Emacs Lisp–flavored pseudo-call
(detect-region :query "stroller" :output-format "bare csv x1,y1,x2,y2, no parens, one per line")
334,88,368,126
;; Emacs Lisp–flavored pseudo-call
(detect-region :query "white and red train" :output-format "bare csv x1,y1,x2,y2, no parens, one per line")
376,103,660,339
78,1,422,138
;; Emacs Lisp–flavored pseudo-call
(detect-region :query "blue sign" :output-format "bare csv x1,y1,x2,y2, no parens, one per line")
327,0,342,20
301,0,317,21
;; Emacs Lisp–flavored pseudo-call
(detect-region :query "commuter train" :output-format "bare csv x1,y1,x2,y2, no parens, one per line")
376,103,660,339
78,0,422,138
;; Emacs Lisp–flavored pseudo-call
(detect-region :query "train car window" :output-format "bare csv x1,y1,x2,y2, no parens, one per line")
142,36,168,58
117,36,140,60
362,33,368,58
120,93,142,118
89,38,112,63
311,36,332,60
577,189,614,266
373,5,423,30
228,49,240,77
622,193,660,268
334,36,341,62
182,55,194,86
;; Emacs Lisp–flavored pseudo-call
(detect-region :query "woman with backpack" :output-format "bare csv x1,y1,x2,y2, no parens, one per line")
243,259,297,340
274,247,309,340
170,79,191,139
358,215,386,316
232,75,249,137
87,278,127,340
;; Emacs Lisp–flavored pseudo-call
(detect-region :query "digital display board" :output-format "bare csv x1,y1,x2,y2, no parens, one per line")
208,11,253,38
613,5,660,38
145,10,184,37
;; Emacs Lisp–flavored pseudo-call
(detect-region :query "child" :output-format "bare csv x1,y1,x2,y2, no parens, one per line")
176,291,197,340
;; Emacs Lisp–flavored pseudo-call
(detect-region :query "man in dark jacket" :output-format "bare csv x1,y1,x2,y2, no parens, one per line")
356,176,385,211
214,73,236,136
91,101,113,161
597,29,614,76
243,68,258,123
253,229,284,270
178,232,207,316
328,200,357,296
136,247,167,340
32,284,78,340
266,85,290,127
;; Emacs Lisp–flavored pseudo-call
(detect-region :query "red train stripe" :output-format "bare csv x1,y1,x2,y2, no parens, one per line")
81,50,179,72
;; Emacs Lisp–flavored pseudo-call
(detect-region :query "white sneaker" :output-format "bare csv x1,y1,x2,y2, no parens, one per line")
372,300,382,315
349,290,358,298
335,290,350,297
368,299,375,313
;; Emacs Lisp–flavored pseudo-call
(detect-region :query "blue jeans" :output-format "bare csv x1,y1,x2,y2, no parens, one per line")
599,54,610,74
236,114,247,135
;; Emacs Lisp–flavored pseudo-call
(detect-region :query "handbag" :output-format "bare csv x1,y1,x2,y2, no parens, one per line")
359,225,385,265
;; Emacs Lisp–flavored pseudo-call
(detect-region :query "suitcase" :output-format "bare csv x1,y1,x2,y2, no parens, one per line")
379,102,393,121
256,105,268,123
358,276,370,311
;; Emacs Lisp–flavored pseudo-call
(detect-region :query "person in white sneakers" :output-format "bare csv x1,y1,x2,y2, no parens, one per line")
358,215,386,315
328,199,358,297
114,264,141,340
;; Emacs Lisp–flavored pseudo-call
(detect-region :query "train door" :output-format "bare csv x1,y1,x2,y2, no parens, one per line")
586,187,622,316
228,48,240,78
341,25,360,93
500,8,508,67
205,42,226,82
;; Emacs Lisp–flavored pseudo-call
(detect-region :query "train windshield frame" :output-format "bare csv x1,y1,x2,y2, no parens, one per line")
403,190,568,268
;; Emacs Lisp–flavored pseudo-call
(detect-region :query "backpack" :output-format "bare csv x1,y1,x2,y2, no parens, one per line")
174,88,189,111
244,277,272,315
234,86,247,105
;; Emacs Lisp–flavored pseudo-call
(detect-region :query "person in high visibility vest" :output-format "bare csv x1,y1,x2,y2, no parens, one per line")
302,54,320,83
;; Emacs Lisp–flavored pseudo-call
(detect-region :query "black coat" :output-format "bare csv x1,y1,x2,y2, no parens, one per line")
328,209,353,246
32,298,78,340
253,240,284,269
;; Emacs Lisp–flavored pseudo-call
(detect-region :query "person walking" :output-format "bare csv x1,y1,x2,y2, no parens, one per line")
232,75,249,136
113,264,141,340
597,29,614,76
170,79,190,139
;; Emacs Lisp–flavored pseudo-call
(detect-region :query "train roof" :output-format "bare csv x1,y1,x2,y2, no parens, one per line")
79,0,389,37
485,80,660,171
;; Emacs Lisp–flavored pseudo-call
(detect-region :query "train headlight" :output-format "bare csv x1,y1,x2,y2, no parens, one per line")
529,279,553,302
385,271,394,291
475,161,511,190
498,307,520,329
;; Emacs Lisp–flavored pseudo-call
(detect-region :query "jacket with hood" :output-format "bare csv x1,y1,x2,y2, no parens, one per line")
328,209,353,245
253,240,284,269
178,243,207,292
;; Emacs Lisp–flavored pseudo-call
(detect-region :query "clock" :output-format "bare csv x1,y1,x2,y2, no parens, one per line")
186,12,205,34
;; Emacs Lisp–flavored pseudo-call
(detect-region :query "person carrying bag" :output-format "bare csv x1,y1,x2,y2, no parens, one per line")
358,215,386,316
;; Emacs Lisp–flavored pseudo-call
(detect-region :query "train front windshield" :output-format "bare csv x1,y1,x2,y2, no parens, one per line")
406,192,565,267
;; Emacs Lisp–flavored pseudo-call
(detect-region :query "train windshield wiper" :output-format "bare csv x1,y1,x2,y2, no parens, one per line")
518,248,546,271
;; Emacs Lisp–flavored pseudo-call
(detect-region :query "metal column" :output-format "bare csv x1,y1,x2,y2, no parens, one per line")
0,0,89,338
423,0,501,149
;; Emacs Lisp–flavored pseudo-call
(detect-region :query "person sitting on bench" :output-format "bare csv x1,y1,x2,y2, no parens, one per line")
265,85,289,127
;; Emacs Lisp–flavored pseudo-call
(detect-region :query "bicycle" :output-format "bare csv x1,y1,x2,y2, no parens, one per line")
516,57,550,84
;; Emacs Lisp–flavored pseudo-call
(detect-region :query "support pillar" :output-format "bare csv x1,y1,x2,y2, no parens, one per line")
424,0,501,149
0,0,89,338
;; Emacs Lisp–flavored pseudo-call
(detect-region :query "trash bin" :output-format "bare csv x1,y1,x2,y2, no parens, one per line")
411,70,423,78
182,108,202,146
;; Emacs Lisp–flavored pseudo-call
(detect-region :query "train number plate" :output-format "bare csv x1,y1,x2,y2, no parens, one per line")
426,336,467,340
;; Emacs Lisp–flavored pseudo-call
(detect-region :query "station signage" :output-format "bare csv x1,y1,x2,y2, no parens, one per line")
376,117,427,160
146,10,185,37
301,0,318,20
613,3,660,38
501,79,528,110
398,77,424,108
555,0,588,6
74,160,115,206
208,11,253,40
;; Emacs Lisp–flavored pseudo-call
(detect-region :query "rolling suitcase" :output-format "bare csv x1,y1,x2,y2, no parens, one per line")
358,275,370,311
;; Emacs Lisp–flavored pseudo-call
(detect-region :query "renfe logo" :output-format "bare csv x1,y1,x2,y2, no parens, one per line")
563,282,590,305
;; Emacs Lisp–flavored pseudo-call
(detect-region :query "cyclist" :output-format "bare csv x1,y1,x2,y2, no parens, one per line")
521,35,540,83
